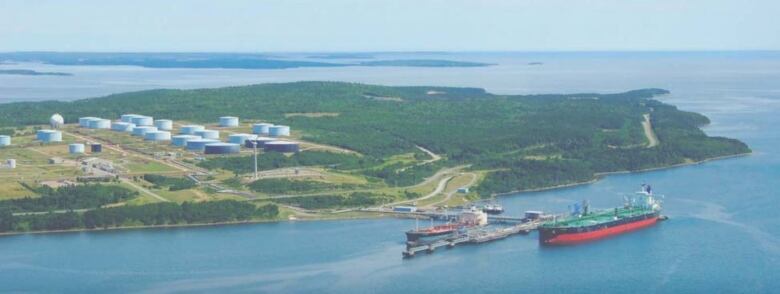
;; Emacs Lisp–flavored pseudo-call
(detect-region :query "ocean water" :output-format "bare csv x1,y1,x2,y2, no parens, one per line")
1,52,779,293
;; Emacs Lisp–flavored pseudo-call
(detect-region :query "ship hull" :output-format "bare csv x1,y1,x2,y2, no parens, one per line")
405,230,456,242
539,212,659,245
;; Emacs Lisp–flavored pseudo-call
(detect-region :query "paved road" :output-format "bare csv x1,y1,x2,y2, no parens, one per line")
424,172,478,208
121,178,170,202
642,113,660,148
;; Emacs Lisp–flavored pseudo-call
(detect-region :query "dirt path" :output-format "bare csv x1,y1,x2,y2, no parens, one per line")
424,172,478,208
120,178,170,202
642,114,660,148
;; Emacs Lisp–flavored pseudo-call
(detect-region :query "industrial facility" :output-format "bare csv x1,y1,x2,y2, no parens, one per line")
69,143,85,154
0,135,10,147
154,119,173,131
269,125,291,137
180,125,205,135
244,136,275,148
132,126,158,137
204,143,241,154
195,129,220,140
50,113,64,129
172,135,201,147
186,139,220,151
264,141,300,153
36,130,62,143
144,131,172,141
228,133,257,145
252,123,273,135
219,116,239,127
112,122,136,132
130,116,154,126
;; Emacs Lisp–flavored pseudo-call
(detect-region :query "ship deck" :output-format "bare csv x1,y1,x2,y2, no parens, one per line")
542,207,655,228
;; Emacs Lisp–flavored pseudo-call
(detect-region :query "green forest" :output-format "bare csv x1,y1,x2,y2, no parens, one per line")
0,82,750,198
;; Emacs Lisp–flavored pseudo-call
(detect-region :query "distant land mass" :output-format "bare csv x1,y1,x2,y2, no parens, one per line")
0,52,491,69
0,69,72,76
307,53,376,59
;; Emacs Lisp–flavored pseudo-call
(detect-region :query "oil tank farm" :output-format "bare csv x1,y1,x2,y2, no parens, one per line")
186,139,220,151
132,126,158,137
79,117,99,127
244,136,275,148
204,143,241,154
219,116,239,127
0,135,10,147
130,116,154,126
269,125,291,137
180,125,205,135
37,130,62,143
90,143,102,153
195,130,220,140
87,118,111,129
172,135,201,147
69,143,85,154
228,133,257,145
111,122,136,132
252,123,273,135
264,141,300,153
154,119,174,131
121,114,143,123
144,131,172,141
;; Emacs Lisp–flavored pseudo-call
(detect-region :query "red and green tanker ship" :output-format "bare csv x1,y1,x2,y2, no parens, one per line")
539,185,664,245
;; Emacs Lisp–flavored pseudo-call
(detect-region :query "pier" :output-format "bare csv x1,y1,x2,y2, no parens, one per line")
402,219,544,258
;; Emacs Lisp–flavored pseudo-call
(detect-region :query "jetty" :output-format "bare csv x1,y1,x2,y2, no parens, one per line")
402,219,544,258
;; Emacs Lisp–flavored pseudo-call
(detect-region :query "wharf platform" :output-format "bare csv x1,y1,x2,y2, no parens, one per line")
402,220,543,258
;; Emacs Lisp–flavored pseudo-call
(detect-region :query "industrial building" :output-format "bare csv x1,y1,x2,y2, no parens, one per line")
132,126,158,137
154,119,173,131
180,125,206,135
111,122,136,132
228,133,257,145
244,136,275,148
78,117,99,128
87,118,111,129
264,141,300,153
269,125,291,137
204,143,241,154
195,129,220,140
144,131,172,141
50,113,64,129
69,143,85,154
130,116,154,126
172,135,201,147
36,130,63,143
252,123,273,134
219,116,239,127
186,139,220,151
0,135,10,146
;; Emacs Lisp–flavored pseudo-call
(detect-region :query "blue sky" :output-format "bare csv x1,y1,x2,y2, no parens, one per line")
1,0,778,52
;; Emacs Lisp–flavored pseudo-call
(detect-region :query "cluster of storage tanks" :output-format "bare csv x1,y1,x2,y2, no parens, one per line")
67,143,102,155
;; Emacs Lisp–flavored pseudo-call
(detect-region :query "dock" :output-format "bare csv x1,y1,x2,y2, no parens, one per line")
402,219,543,258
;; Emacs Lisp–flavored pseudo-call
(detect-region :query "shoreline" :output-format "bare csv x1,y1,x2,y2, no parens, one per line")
0,152,751,237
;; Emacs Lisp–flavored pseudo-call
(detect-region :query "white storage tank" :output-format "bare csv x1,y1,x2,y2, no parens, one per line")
219,116,239,127
132,126,158,137
144,131,172,141
186,139,220,151
195,130,220,140
111,122,136,132
154,119,174,131
69,143,85,154
6,159,15,169
244,136,276,148
171,135,201,147
121,114,143,123
131,116,154,126
87,118,111,129
180,125,206,135
204,143,241,154
269,125,291,137
252,123,273,135
50,113,65,129
79,117,99,127
0,135,10,146
228,133,257,145
36,130,62,143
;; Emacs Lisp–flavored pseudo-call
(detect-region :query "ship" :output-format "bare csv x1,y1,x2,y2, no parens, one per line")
538,184,664,245
406,207,488,243
480,203,505,215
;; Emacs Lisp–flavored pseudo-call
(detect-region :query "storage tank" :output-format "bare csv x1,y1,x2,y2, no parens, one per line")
87,118,111,129
144,131,172,141
171,135,201,147
130,116,154,126
154,119,174,131
132,126,158,137
0,135,10,146
111,122,136,132
79,117,99,127
180,125,206,135
228,133,257,145
244,136,275,148
36,130,62,143
264,141,300,153
50,113,64,129
252,123,273,135
269,125,291,137
219,116,239,127
121,114,143,123
69,143,85,154
194,130,220,140
185,139,220,151
204,143,241,154
90,143,102,153
6,159,15,169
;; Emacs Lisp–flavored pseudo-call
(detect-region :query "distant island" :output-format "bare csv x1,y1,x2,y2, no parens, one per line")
528,62,544,66
358,59,492,67
307,53,376,59
0,69,72,76
0,52,492,69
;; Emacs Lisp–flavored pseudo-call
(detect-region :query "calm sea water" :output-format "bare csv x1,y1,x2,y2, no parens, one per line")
1,52,779,293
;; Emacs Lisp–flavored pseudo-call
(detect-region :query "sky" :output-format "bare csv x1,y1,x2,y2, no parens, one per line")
1,0,779,52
